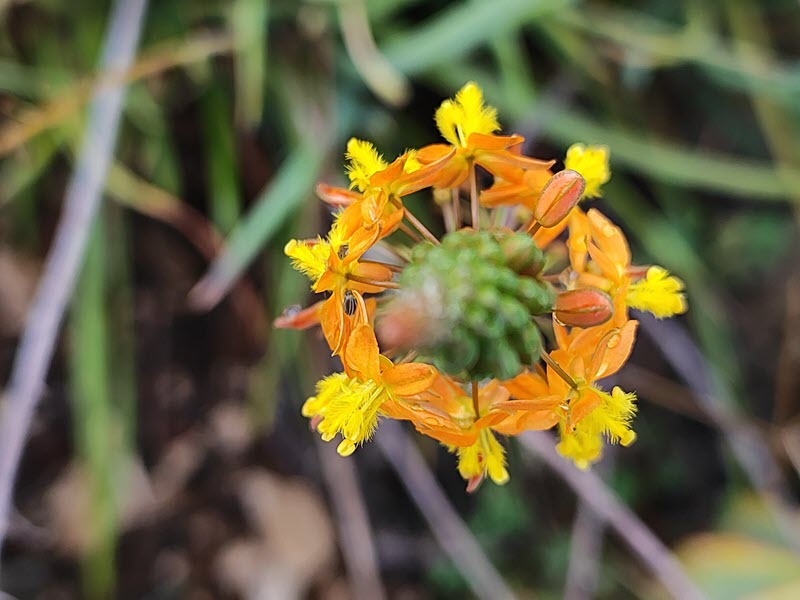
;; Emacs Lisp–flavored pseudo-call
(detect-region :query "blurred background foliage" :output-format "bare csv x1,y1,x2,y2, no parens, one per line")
1,0,799,598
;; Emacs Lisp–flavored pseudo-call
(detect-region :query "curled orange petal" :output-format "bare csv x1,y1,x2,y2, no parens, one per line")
345,324,381,381
273,301,322,330
383,362,437,397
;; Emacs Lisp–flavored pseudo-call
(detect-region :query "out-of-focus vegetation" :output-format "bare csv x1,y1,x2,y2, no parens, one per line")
0,0,799,598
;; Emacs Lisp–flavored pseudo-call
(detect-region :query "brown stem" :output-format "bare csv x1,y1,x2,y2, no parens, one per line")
442,199,456,233
452,188,461,231
390,197,440,245
346,274,400,289
469,161,479,229
398,222,422,243
406,210,441,245
541,351,579,391
516,215,543,235
471,381,481,418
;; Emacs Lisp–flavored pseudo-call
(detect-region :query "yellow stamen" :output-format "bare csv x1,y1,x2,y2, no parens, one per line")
313,376,387,455
626,266,687,318
434,82,499,148
456,430,510,485
345,138,388,191
557,386,637,468
284,238,331,284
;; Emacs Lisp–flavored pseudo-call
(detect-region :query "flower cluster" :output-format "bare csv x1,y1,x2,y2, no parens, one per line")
278,82,687,490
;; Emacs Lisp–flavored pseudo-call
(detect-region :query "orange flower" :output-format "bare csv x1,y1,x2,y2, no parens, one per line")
328,140,456,252
277,82,689,486
547,317,639,468
303,324,436,456
567,208,687,321
285,218,394,354
414,82,553,189
384,376,557,489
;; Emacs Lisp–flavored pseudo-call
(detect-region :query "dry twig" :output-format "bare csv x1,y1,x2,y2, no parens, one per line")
376,422,516,600
315,439,387,600
0,0,149,566
639,315,800,552
518,431,705,600
563,455,614,600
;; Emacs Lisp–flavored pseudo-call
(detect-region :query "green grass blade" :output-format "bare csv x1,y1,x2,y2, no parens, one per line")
554,6,800,108
69,220,118,599
201,83,242,234
428,68,800,202
231,0,269,126
190,140,328,309
381,0,576,75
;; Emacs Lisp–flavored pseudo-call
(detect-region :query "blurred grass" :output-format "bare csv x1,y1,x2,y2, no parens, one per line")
2,0,800,597
69,220,119,599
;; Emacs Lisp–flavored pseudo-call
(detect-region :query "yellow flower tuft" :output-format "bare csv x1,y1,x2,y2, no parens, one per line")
556,426,603,470
435,81,499,148
403,149,422,174
327,213,349,255
284,238,331,285
557,386,637,468
302,372,349,419
564,144,611,199
313,375,387,456
626,266,687,318
345,138,388,192
456,430,510,485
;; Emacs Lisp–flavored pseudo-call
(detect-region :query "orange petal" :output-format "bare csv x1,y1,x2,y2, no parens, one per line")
531,221,567,249
273,301,322,329
414,143,453,163
477,379,510,412
569,387,602,425
492,409,560,435
467,132,523,150
587,208,630,269
589,320,638,381
345,226,382,264
345,324,381,380
502,370,550,399
360,191,388,227
378,205,404,238
587,241,624,284
383,362,437,397
415,425,478,447
473,410,510,430
320,294,346,355
480,181,533,208
494,396,561,412
477,148,555,182
369,157,405,188
352,261,394,283
316,183,360,206
395,147,458,196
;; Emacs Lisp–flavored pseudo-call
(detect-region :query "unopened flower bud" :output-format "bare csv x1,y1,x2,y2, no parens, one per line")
533,169,586,227
554,288,613,327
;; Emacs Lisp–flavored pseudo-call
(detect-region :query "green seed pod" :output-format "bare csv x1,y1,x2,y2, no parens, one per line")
380,229,555,381
498,232,546,276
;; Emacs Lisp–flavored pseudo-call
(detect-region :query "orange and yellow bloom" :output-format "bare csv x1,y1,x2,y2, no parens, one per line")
277,82,688,490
